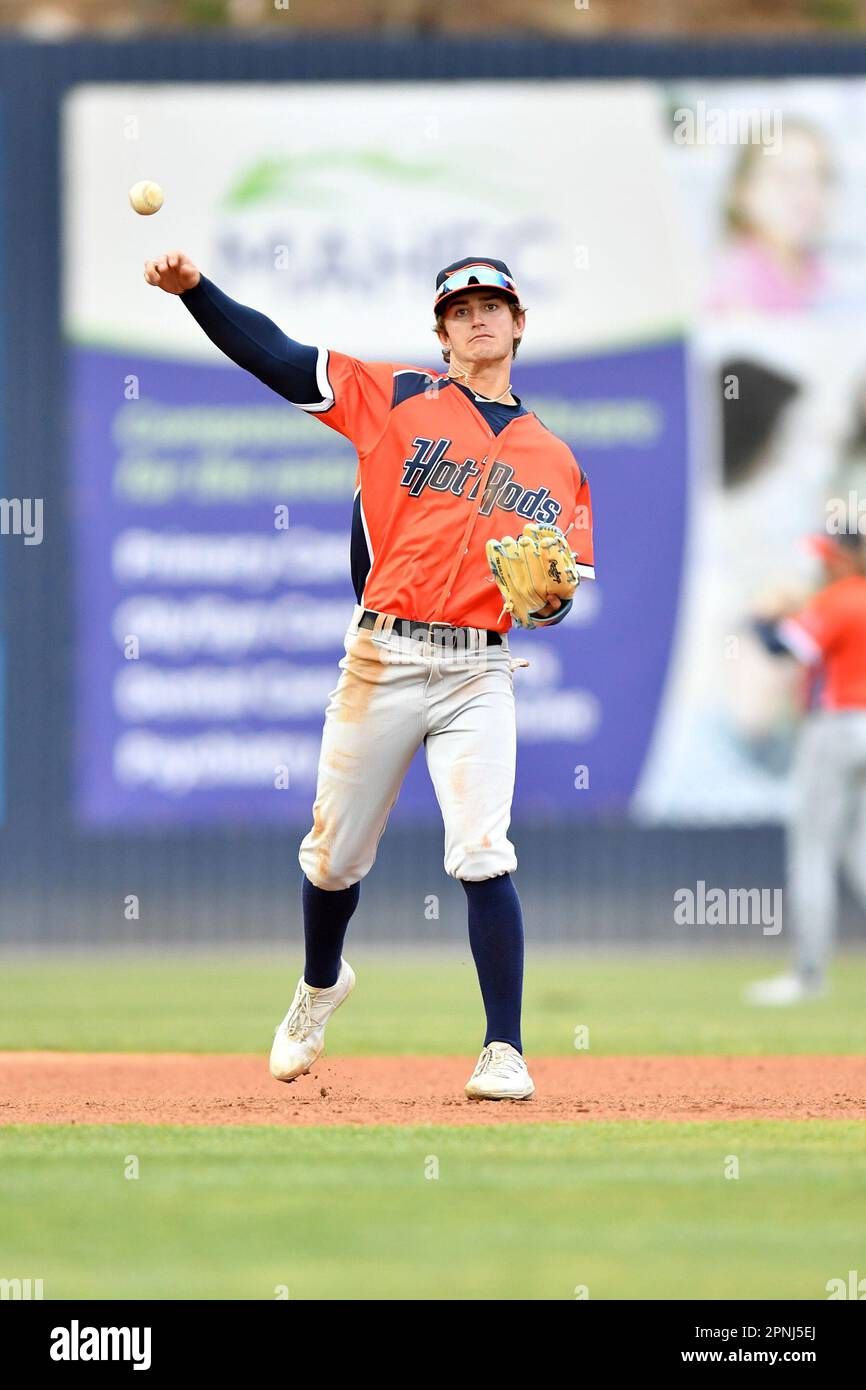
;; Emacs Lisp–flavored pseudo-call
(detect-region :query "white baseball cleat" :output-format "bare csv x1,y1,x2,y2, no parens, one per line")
269,958,356,1083
465,1041,535,1100
743,973,824,1007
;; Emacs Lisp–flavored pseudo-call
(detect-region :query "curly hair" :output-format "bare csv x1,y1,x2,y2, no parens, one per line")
432,299,526,364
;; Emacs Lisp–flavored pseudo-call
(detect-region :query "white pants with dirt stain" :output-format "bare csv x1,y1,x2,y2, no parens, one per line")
788,709,866,983
299,605,518,890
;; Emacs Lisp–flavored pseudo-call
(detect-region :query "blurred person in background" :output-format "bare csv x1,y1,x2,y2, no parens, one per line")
747,528,866,1004
707,118,833,314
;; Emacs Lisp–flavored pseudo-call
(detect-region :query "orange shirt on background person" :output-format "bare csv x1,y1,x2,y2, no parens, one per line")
778,575,866,710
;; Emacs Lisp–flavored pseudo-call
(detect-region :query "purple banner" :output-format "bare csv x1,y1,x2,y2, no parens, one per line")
71,338,688,825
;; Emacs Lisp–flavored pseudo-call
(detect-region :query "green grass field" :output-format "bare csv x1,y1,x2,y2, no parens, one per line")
1,947,864,1054
1,948,863,1300
1,1123,862,1300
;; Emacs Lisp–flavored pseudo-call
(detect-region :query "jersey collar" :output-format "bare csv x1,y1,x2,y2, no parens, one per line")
448,378,524,411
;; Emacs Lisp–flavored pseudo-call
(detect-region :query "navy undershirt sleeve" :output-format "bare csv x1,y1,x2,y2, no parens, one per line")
179,274,323,405
752,618,791,655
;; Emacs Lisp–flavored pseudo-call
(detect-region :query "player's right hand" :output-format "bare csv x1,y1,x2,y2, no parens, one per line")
143,251,201,294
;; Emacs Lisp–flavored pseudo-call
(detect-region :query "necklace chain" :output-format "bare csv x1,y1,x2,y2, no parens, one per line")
447,368,514,405
473,385,514,405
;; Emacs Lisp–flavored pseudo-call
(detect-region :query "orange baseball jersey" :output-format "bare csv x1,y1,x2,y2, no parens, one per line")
300,350,595,630
779,575,866,709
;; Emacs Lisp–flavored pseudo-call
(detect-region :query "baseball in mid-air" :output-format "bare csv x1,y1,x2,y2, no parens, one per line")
128,180,164,215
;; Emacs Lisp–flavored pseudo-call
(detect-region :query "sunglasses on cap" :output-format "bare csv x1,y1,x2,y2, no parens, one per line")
435,265,517,307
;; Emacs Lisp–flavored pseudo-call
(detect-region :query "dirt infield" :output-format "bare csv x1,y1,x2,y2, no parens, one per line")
1,1052,865,1126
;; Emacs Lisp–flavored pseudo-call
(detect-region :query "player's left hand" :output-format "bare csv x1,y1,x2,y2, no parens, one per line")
485,523,579,629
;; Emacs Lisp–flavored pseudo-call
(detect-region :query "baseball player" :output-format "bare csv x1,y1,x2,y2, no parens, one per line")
144,252,595,1098
747,529,866,1004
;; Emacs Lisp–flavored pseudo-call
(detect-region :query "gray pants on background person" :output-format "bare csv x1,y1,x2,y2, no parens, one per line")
787,710,866,988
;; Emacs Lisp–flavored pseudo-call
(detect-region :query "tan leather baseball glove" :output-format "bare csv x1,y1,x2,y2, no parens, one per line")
485,522,580,629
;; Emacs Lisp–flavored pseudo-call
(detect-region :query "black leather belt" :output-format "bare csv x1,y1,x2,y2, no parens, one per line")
359,610,503,645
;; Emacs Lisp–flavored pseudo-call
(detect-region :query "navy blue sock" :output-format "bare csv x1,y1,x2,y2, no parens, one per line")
302,875,360,988
462,874,524,1053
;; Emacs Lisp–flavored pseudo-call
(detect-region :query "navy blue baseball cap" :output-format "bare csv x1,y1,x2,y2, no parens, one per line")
434,257,519,313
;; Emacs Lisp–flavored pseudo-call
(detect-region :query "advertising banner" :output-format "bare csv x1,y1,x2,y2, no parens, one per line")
65,82,693,824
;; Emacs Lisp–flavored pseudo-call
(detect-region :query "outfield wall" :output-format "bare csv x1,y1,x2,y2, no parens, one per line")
1,36,866,943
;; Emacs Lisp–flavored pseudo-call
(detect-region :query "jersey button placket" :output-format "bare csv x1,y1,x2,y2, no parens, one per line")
433,391,523,622
433,452,490,620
